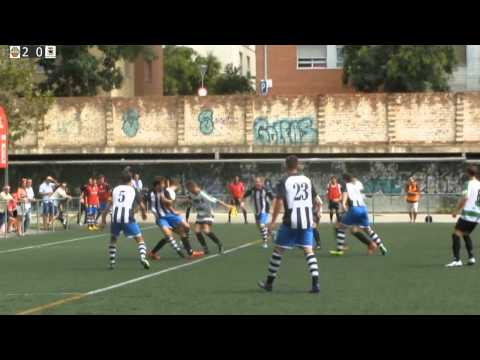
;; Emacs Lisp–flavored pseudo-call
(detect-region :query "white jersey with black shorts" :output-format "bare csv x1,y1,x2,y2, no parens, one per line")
188,191,218,225
456,179,480,234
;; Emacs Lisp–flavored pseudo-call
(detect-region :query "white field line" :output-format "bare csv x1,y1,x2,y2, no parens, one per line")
0,226,157,255
17,240,260,315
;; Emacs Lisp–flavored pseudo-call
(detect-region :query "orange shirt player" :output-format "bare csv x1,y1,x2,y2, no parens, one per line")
228,176,248,224
97,175,111,227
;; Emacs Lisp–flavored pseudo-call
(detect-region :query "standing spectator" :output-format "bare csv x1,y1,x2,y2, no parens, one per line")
77,183,88,225
24,178,35,233
39,176,58,230
326,176,342,223
8,190,22,235
133,173,143,192
16,179,28,235
406,177,420,223
0,186,13,234
96,175,111,228
51,182,72,229
227,176,248,224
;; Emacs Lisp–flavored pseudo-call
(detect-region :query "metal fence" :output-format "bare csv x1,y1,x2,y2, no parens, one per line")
1,193,462,238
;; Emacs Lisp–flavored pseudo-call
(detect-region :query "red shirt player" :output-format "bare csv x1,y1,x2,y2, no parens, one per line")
84,178,100,230
97,175,111,226
228,176,248,224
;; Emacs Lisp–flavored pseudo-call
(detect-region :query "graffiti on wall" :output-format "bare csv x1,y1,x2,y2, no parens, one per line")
198,108,214,135
122,108,140,137
57,110,81,135
253,117,318,145
197,108,238,135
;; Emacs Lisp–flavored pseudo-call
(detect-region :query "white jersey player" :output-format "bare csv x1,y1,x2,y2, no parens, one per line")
446,166,480,267
103,173,149,270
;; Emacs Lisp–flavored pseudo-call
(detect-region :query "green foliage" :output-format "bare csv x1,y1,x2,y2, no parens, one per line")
342,45,458,92
0,48,53,145
38,45,156,96
212,64,254,95
164,46,252,95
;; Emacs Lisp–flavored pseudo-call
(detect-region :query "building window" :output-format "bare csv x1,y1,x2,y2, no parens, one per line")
454,45,467,66
297,45,327,69
144,61,152,83
246,56,251,76
239,52,243,75
336,45,344,68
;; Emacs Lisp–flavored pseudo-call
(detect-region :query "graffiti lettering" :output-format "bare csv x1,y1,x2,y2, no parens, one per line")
122,108,140,138
253,117,318,145
198,109,214,135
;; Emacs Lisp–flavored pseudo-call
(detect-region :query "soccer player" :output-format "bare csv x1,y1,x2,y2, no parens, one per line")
405,177,420,223
102,172,150,270
330,174,387,256
244,177,275,248
258,155,321,294
445,165,480,267
312,194,323,250
84,177,100,231
148,179,203,260
228,176,248,224
185,180,233,254
326,176,342,223
97,175,111,228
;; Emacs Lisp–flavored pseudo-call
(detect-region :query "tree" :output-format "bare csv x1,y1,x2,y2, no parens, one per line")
342,45,458,92
0,51,53,145
212,64,254,95
164,46,221,95
164,46,253,95
37,45,156,96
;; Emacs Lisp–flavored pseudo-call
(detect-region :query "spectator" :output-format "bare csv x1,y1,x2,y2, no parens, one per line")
77,183,88,225
406,177,420,223
133,173,143,192
0,186,13,235
15,178,28,236
24,178,35,233
8,191,22,235
51,182,72,229
39,176,58,230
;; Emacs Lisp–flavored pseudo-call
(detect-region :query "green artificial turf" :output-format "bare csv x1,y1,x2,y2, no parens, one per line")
1,223,479,315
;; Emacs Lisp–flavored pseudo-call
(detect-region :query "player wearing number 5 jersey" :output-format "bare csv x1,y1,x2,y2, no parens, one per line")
102,173,150,270
258,155,321,294
446,165,480,267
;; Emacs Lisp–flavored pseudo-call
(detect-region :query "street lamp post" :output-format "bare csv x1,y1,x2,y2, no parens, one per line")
199,64,208,88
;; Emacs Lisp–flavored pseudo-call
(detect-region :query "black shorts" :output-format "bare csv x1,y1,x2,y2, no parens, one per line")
329,201,340,211
231,198,242,207
455,218,478,234
195,220,213,226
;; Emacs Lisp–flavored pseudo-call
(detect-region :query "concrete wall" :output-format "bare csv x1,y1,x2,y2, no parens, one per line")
12,92,480,155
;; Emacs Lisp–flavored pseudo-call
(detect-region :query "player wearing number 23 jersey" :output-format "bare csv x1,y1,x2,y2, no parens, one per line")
258,155,321,294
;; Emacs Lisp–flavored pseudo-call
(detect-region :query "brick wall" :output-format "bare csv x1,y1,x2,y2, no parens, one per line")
12,92,480,155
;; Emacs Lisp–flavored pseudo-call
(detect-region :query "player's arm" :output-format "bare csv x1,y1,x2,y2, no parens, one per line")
201,192,232,210
452,188,469,218
243,188,252,199
341,191,349,211
268,197,283,232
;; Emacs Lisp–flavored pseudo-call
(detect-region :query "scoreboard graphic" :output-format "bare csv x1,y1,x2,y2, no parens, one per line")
8,45,56,59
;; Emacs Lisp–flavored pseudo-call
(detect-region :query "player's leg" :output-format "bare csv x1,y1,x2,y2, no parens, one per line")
194,222,209,254
228,199,234,223
257,213,269,248
258,225,294,292
447,220,476,267
125,223,149,269
329,202,334,223
313,223,321,249
330,220,348,255
363,225,387,255
239,200,248,224
148,219,184,259
177,221,203,258
108,223,121,269
302,241,320,294
203,223,223,254
413,202,418,223
350,225,377,255
91,206,99,230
